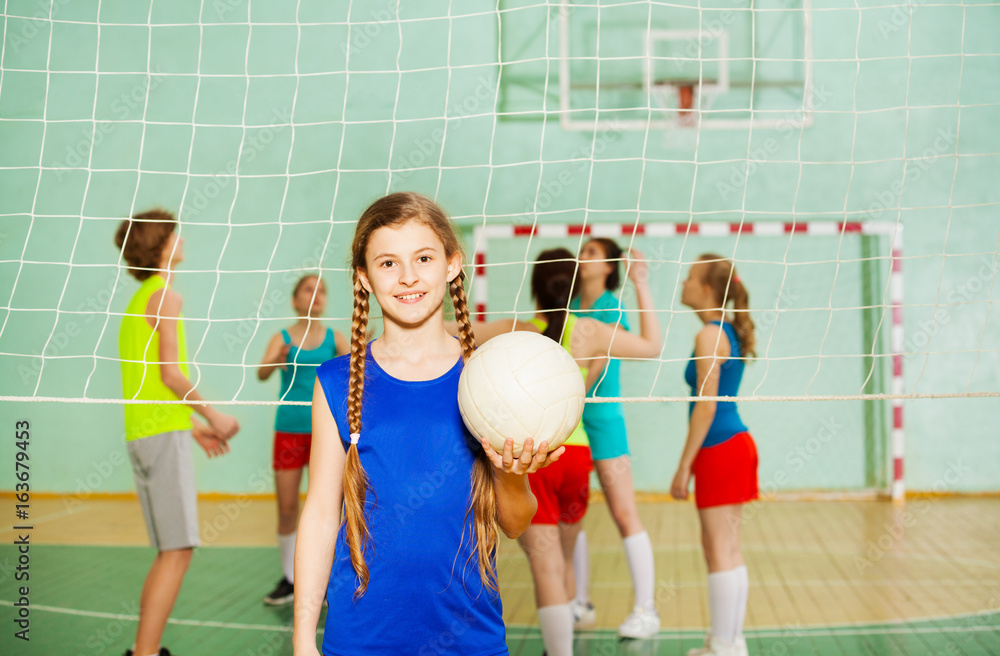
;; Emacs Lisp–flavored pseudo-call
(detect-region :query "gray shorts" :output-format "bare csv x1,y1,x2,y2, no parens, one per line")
127,430,200,551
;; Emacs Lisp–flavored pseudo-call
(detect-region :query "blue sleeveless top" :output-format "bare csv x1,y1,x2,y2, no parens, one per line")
569,291,630,417
684,321,748,448
315,345,507,656
276,327,337,433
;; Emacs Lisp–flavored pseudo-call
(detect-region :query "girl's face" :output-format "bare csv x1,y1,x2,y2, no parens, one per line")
681,262,713,310
293,276,326,318
578,240,613,283
358,221,461,328
160,232,184,268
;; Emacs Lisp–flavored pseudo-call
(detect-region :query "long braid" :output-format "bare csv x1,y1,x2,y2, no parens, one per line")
450,272,477,359
451,273,500,593
344,274,375,597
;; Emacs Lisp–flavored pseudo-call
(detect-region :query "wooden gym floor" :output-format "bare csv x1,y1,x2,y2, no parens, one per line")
1,495,998,655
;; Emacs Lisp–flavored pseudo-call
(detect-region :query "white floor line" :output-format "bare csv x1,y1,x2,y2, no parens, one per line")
1,600,995,638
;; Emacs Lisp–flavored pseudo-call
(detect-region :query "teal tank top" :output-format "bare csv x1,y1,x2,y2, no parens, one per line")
570,290,630,413
275,327,337,433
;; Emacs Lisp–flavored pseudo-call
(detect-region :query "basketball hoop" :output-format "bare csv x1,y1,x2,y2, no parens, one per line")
650,79,709,128
677,83,696,126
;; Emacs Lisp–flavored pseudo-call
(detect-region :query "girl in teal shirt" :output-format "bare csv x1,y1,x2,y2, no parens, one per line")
258,274,348,605
569,237,660,639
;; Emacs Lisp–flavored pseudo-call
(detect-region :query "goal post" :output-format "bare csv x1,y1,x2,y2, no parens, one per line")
470,220,905,501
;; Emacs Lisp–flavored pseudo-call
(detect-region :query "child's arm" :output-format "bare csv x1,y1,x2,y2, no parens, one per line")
578,250,661,362
259,332,291,381
670,324,728,500
481,437,565,539
150,288,240,440
444,318,535,344
191,416,229,458
294,379,345,656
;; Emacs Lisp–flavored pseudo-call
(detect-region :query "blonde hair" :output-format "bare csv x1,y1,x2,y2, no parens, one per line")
344,192,497,597
697,254,756,358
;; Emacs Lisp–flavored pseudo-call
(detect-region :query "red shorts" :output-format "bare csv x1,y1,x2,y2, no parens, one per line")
528,445,593,525
692,431,759,509
273,431,312,470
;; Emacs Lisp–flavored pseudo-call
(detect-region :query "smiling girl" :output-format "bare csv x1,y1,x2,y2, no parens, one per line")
292,192,563,656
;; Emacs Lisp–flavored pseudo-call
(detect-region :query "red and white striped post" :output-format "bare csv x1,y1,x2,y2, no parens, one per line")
471,220,906,501
889,226,905,503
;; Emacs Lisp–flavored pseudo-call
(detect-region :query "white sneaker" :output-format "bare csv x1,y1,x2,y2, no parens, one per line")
686,634,745,656
617,605,660,639
571,599,596,630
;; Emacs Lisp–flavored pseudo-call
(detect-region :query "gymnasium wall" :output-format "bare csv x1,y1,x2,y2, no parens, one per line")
0,0,997,496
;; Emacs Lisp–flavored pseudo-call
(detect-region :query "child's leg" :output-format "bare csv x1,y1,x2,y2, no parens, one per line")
595,456,644,538
559,521,584,602
698,504,746,644
127,430,199,654
596,456,655,611
519,524,567,606
134,548,193,655
571,530,589,605
275,467,304,583
276,467,304,534
519,525,573,656
698,503,743,572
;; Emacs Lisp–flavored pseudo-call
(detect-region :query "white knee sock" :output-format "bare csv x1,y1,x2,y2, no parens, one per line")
573,530,590,605
623,531,656,610
707,568,740,643
279,531,296,584
537,604,574,656
734,565,749,639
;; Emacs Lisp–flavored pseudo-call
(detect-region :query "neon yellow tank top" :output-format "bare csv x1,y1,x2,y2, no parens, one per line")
529,314,589,447
119,275,193,441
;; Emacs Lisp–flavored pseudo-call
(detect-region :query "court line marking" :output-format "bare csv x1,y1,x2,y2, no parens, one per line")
1,600,996,638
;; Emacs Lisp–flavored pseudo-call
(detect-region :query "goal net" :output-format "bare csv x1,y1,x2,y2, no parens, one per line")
0,0,996,499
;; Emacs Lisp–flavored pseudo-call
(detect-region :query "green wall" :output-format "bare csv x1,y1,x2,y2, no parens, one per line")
0,0,997,495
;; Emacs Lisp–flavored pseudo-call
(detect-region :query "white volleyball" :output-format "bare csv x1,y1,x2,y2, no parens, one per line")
458,331,585,458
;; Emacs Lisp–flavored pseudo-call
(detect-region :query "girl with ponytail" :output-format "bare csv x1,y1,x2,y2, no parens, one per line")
292,192,561,656
465,247,661,656
570,237,661,638
672,254,758,656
